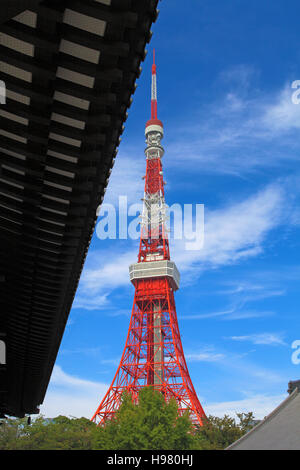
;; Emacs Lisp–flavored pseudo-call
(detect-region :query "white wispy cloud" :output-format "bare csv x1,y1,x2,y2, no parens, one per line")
72,73,300,312
181,309,274,321
185,349,225,362
104,151,144,206
167,78,300,176
79,247,136,293
100,357,121,367
72,293,109,311
39,366,286,421
40,365,108,419
203,394,286,420
218,281,285,300
60,347,102,357
228,333,287,346
218,64,258,92
73,182,287,311
72,247,136,310
172,182,285,273
188,344,285,389
222,356,284,386
262,83,300,131
182,280,285,321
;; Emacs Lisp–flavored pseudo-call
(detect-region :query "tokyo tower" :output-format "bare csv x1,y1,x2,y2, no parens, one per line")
91,51,206,427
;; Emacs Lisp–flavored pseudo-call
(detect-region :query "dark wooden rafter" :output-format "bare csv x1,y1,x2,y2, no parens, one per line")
0,0,159,417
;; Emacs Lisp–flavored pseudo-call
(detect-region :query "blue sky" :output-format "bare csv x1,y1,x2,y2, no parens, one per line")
41,0,300,420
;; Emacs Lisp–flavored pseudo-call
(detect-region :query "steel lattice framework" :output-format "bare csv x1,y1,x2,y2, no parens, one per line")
92,52,206,427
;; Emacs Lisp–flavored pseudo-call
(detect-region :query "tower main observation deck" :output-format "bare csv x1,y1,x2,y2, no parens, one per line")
91,52,206,427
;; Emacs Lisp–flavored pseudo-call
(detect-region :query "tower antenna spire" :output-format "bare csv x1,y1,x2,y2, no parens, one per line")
151,48,157,119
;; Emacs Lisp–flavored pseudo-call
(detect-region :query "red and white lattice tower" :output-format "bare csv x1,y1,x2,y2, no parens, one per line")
91,51,206,427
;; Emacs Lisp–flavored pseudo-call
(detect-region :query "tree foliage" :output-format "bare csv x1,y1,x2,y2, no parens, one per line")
195,412,256,450
92,387,197,450
0,389,255,450
0,415,95,450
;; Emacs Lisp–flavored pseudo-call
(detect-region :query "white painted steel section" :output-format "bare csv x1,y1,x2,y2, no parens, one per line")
145,124,163,135
140,191,168,230
151,74,157,101
129,260,180,290
153,301,163,385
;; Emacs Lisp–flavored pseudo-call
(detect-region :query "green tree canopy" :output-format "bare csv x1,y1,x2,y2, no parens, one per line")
0,415,95,450
195,412,256,450
0,389,255,450
92,387,197,450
